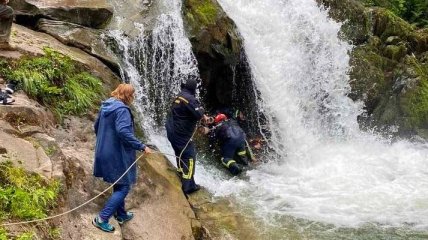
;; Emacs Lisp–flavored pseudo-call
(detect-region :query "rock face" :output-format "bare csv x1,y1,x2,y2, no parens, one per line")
36,18,119,71
9,23,120,91
122,154,198,240
318,0,428,138
182,0,253,109
317,0,372,44
182,0,262,135
9,0,113,28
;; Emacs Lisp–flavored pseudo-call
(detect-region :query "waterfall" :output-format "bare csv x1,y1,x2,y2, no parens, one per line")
209,0,428,229
106,0,199,133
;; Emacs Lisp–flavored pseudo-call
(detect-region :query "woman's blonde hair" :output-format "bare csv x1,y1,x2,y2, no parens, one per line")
111,83,135,106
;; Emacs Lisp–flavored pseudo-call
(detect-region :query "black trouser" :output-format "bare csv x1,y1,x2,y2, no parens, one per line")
220,137,248,175
171,142,197,194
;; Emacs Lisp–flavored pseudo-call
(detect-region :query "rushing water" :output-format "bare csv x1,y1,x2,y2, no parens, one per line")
107,0,428,237
106,0,200,132
205,0,428,232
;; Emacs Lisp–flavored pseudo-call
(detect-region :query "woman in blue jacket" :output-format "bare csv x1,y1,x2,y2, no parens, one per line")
92,83,151,232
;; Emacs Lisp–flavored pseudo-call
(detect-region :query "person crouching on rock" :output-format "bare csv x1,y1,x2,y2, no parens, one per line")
92,83,152,233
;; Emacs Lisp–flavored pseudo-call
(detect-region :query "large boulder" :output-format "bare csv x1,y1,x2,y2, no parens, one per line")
371,55,428,137
188,191,263,239
9,0,113,28
36,18,119,71
182,0,250,109
318,0,428,138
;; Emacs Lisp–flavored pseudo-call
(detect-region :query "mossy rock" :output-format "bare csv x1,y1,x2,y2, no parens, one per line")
399,56,428,128
183,0,241,56
382,44,407,61
316,0,372,44
371,55,428,135
372,8,414,41
349,44,394,113
184,0,219,30
409,28,428,53
183,0,251,109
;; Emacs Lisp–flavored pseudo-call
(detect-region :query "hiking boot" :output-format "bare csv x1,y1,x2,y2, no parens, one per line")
92,216,115,233
183,184,201,195
114,211,134,225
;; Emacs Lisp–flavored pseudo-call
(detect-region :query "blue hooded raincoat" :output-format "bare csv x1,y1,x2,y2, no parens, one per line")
93,98,146,185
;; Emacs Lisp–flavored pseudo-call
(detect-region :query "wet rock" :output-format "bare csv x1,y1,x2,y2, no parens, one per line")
188,189,263,239
183,0,247,107
44,115,200,239
10,0,113,28
316,0,371,44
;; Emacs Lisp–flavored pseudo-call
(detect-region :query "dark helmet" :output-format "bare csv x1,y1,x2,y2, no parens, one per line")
181,78,197,93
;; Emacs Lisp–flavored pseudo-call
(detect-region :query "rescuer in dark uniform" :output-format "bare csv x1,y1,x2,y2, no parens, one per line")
165,78,207,195
210,113,249,175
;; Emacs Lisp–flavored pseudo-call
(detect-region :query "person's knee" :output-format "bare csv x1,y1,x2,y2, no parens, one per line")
114,184,131,196
229,163,242,176
222,158,242,175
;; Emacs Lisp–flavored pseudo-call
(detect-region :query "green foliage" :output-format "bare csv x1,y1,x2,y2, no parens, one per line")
48,227,61,239
16,232,35,240
0,162,60,220
363,0,428,27
3,47,103,119
402,0,428,27
0,228,7,240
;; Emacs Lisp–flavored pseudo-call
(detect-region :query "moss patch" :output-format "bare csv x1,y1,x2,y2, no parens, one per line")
372,8,414,40
400,56,428,127
349,43,395,112
186,0,218,26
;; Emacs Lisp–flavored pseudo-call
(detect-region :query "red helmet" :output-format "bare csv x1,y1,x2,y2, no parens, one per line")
214,113,227,124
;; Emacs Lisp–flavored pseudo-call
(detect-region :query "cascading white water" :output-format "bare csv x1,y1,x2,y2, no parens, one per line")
107,0,199,132
208,0,428,229
104,0,209,172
